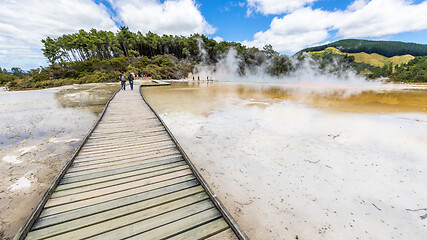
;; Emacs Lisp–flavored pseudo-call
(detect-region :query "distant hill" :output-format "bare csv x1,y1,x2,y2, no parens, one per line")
298,39,427,57
309,47,415,67
305,45,427,82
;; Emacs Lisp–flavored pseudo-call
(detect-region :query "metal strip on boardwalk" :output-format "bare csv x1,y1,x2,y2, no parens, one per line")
15,83,247,240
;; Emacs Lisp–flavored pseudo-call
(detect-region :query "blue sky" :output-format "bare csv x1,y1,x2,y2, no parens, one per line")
0,0,426,70
102,0,427,46
199,1,273,42
197,0,427,55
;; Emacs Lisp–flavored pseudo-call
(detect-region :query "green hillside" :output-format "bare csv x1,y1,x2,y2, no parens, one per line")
309,47,415,67
306,46,427,82
299,39,427,57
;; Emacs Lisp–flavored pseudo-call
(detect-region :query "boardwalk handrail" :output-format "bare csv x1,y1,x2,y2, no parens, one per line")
139,85,249,240
13,88,121,240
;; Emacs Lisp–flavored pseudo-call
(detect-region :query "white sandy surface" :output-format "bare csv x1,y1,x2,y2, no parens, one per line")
0,83,118,239
2,155,21,164
143,83,427,240
8,176,32,191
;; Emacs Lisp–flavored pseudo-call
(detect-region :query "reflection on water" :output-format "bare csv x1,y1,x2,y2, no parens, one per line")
0,84,118,147
0,83,119,239
143,82,427,114
54,84,119,114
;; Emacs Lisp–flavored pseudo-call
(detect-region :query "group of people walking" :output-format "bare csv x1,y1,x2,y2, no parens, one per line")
119,72,135,90
192,75,211,81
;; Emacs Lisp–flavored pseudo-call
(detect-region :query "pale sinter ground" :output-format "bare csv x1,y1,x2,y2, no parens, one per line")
142,82,427,240
0,83,118,239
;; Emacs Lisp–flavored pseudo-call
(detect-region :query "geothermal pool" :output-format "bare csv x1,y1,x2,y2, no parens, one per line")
142,82,427,240
0,83,118,239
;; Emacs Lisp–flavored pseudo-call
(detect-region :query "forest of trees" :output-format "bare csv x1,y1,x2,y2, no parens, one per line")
1,31,426,90
299,39,427,58
40,26,294,77
390,56,427,82
2,27,295,90
41,26,276,65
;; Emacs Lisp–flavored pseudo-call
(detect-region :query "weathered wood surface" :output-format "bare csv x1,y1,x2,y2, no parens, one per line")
24,84,240,240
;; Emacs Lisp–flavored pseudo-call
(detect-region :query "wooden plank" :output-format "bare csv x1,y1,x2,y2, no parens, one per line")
77,139,173,156
86,133,166,143
56,161,188,192
82,133,169,148
101,109,153,114
90,125,162,135
73,143,177,163
88,128,165,139
127,208,221,240
94,123,160,131
89,127,165,138
71,144,176,167
206,229,239,240
83,136,169,149
152,80,171,85
65,153,182,178
40,174,196,217
77,142,174,158
75,141,176,165
85,134,170,145
99,116,157,122
34,179,201,229
80,135,171,152
32,192,210,240
27,187,206,240
96,118,159,126
67,148,179,172
87,128,165,140
98,116,157,122
87,200,215,240
168,218,230,240
95,120,160,128
92,124,163,134
92,124,163,136
76,142,175,158
98,116,157,121
61,156,183,184
45,169,193,208
52,165,189,198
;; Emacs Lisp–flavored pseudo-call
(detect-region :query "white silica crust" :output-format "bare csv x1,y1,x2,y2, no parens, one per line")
143,82,427,240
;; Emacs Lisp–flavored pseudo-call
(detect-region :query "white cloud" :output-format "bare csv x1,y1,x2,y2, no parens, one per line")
247,0,318,15
244,0,427,53
243,7,336,52
213,36,224,42
335,0,427,38
112,0,216,36
0,0,216,69
0,0,117,69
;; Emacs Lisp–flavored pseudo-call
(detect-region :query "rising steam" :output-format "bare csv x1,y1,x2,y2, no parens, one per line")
192,41,385,89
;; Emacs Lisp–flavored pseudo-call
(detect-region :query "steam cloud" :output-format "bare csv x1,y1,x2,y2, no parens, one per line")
192,41,386,89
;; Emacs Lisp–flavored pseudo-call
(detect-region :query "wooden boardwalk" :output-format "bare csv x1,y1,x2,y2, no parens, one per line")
17,83,246,240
